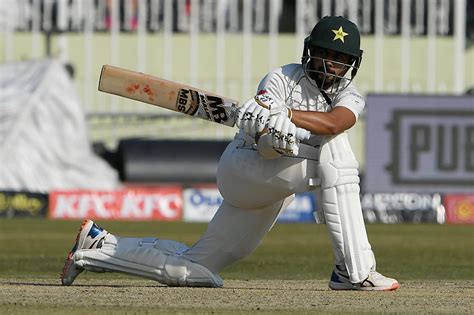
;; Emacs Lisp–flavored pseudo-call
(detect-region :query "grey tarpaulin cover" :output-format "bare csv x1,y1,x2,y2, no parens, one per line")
0,59,119,192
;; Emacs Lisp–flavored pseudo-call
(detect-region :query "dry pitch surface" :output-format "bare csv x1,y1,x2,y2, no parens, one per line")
1,278,473,314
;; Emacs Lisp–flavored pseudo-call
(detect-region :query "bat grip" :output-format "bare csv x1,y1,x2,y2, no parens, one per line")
296,128,311,141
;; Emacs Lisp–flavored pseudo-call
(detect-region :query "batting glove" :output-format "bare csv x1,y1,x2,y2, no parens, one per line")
239,99,269,136
236,94,277,137
267,112,300,156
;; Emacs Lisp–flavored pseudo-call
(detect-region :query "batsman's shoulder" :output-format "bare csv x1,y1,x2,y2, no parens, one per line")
336,83,365,103
280,63,306,77
267,63,307,88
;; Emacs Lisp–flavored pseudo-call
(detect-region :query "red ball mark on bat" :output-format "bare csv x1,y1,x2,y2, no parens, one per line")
143,84,155,102
126,83,140,94
143,84,152,94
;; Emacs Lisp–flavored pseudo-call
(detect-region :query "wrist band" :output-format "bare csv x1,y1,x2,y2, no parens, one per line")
254,96,270,109
288,108,293,120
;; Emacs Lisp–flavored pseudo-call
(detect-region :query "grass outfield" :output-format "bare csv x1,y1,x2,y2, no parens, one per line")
0,219,473,314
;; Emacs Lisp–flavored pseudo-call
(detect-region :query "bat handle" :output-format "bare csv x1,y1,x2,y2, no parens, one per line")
296,128,311,141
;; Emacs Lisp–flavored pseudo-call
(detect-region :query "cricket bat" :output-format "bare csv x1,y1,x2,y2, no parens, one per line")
98,65,310,139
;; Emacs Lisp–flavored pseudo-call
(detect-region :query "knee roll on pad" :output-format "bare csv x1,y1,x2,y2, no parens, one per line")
318,159,360,189
74,237,223,287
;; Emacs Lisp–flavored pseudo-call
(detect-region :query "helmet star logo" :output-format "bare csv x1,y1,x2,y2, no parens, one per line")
332,27,348,43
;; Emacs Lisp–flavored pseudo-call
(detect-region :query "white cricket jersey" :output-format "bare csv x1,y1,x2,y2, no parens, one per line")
256,63,365,120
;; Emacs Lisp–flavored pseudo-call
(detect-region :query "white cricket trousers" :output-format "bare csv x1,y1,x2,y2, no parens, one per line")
183,137,317,272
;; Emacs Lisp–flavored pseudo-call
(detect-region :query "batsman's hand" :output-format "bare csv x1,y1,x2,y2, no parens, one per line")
265,112,304,156
236,93,283,137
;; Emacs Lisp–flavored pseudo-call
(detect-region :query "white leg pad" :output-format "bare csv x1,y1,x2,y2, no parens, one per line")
74,236,223,287
318,133,375,283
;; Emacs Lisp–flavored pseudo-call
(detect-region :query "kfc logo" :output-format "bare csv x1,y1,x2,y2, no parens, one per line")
50,187,183,221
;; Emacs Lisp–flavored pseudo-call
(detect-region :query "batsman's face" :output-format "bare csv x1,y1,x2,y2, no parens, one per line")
309,47,352,90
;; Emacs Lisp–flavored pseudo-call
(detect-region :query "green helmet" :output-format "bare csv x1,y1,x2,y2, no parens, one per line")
302,16,363,102
305,16,362,59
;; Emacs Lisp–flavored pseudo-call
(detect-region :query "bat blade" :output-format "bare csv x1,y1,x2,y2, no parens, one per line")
98,65,239,127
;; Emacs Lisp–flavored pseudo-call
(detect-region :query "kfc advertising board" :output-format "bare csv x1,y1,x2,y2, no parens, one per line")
49,186,183,221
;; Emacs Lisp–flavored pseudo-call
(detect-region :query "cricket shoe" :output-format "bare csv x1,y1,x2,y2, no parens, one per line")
329,265,400,291
60,219,109,286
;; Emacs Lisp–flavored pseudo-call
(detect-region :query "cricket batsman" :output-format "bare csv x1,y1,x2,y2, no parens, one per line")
61,16,399,291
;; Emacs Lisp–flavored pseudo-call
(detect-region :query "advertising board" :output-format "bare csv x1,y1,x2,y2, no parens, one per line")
183,186,222,222
277,192,316,223
365,95,473,193
49,186,183,221
0,191,48,218
361,192,444,223
183,187,316,223
443,194,474,224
